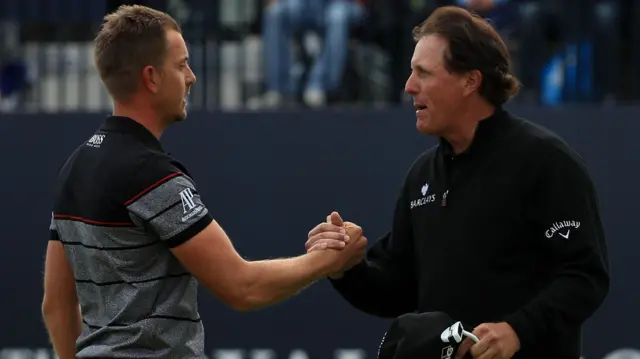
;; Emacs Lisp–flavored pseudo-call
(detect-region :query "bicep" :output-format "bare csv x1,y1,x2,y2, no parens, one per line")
125,172,212,247
530,146,608,266
43,240,78,308
125,163,248,304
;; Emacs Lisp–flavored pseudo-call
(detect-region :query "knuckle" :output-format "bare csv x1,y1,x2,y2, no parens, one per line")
330,240,345,248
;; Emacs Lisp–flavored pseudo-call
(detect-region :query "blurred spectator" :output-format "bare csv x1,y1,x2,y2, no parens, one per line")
590,0,621,103
0,57,32,112
249,0,367,109
454,0,546,103
0,19,32,112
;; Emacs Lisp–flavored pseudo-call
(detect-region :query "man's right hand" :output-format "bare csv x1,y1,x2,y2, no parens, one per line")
306,212,367,278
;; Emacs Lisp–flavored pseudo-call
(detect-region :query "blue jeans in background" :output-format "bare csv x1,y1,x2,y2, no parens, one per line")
262,0,365,96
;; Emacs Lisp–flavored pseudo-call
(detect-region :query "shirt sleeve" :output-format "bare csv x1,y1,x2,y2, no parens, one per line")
124,156,213,248
504,142,610,350
49,212,60,241
329,175,418,318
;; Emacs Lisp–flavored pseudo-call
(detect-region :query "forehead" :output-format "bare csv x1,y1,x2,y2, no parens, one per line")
165,30,188,58
411,34,448,70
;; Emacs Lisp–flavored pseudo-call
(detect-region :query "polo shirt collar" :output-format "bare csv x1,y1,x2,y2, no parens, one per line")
439,106,510,158
100,116,165,152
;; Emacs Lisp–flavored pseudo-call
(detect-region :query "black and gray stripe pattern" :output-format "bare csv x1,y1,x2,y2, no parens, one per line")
53,173,210,359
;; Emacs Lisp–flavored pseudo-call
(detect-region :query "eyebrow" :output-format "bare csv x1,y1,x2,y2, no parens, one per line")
413,64,432,75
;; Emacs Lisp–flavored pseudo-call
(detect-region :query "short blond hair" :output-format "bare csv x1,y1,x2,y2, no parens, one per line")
94,5,181,101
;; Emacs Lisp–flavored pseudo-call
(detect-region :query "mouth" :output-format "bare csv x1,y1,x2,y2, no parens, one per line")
414,103,427,112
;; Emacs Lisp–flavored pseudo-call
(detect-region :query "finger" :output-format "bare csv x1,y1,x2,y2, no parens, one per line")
469,335,493,358
308,222,345,238
455,338,474,359
306,226,347,250
344,224,363,238
312,238,348,250
307,242,327,252
329,211,344,226
307,231,350,247
324,239,347,250
476,347,499,359
308,239,346,252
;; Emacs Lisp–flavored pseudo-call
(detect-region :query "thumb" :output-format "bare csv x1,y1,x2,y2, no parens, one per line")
326,211,344,226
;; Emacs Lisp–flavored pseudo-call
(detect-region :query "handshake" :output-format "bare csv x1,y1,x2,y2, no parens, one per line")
305,211,368,279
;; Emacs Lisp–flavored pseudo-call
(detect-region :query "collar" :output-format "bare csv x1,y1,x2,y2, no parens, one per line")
100,116,165,152
439,107,510,159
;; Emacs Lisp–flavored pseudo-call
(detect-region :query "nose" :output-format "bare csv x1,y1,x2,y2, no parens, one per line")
405,72,418,95
187,66,196,86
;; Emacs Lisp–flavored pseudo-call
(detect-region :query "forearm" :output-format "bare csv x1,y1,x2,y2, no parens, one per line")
240,251,333,310
43,304,82,359
505,264,609,349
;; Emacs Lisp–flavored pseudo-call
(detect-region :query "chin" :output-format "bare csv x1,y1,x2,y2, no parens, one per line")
416,118,437,135
172,110,187,123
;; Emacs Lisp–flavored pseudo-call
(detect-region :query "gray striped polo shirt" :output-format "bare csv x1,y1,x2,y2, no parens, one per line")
49,116,213,358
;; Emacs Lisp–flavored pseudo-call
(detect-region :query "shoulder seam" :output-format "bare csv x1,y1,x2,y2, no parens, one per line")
124,171,183,206
124,154,184,206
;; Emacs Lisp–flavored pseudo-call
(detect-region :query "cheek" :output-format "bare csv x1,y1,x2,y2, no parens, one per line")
429,82,461,107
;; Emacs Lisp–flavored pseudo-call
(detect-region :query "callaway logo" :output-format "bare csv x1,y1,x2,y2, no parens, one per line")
545,220,580,239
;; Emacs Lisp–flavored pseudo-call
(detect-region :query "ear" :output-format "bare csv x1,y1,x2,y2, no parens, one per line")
462,69,482,97
141,65,162,94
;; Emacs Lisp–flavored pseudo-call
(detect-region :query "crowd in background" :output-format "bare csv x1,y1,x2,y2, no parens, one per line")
1,0,639,112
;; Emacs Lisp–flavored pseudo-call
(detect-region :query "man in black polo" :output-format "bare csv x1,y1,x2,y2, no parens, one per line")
41,5,366,359
305,7,610,359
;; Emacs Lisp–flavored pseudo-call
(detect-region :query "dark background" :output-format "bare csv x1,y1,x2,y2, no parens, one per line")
0,106,637,359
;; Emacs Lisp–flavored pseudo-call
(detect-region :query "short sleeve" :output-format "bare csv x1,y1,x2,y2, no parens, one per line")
49,212,60,241
124,156,213,248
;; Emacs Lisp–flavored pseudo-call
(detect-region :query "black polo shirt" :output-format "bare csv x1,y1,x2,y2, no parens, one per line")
48,116,211,358
330,108,610,359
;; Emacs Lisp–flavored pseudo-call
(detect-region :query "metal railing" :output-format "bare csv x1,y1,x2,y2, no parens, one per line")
1,0,637,113
0,0,403,113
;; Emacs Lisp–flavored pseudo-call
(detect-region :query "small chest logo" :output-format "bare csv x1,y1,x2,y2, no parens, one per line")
410,182,436,209
545,220,580,239
86,134,105,148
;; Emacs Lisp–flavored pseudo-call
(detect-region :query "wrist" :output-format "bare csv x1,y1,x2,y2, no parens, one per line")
305,250,338,279
504,312,532,351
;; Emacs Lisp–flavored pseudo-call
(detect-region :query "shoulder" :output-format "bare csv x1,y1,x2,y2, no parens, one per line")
509,114,591,179
121,152,197,205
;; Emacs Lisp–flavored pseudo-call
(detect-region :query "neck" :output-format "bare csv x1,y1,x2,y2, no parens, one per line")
112,100,166,139
442,99,496,154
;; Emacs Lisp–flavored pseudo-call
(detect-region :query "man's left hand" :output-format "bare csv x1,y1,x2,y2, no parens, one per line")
455,322,520,359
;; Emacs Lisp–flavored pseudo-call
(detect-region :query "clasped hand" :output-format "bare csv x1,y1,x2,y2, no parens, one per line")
305,211,367,278
455,322,520,359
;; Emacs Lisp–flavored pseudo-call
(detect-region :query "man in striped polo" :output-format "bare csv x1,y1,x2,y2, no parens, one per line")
40,5,366,359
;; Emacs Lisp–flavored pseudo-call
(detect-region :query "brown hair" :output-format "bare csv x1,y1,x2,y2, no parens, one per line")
93,5,181,101
412,6,519,106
